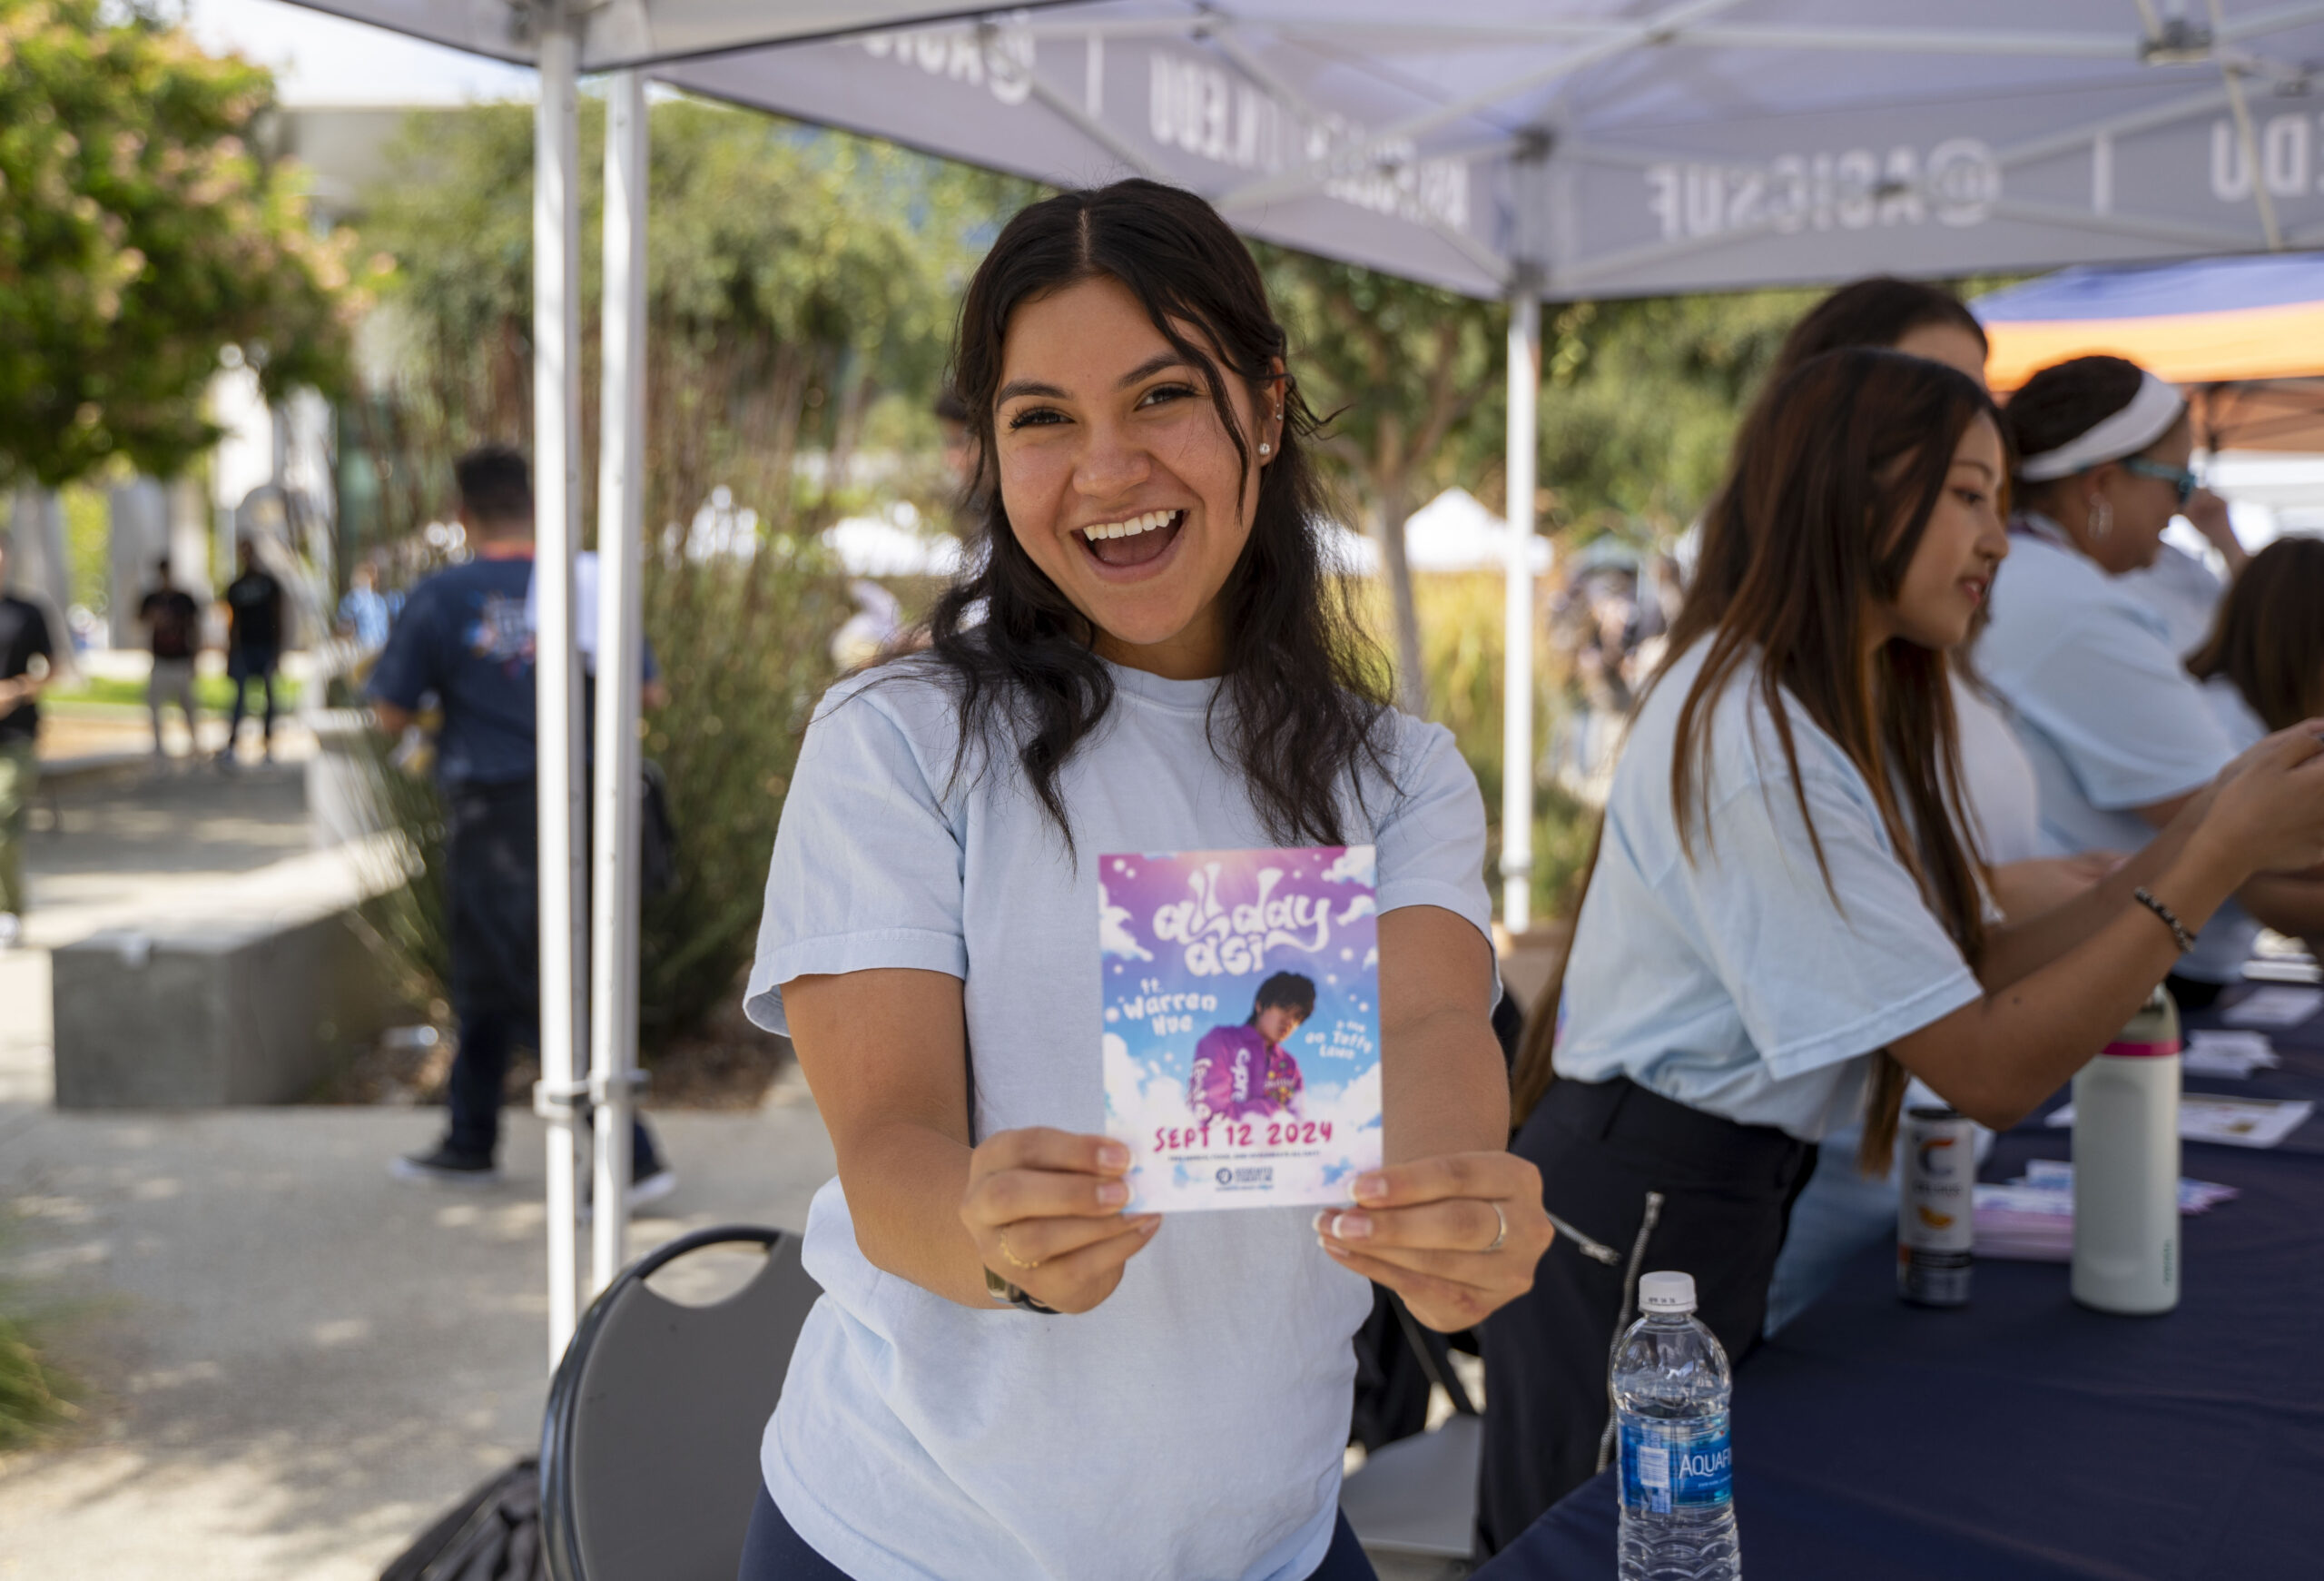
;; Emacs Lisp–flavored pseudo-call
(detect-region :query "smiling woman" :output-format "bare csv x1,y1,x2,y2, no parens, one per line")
734,181,1554,1581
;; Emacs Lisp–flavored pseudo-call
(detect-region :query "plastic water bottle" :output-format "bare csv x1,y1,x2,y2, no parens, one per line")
1615,1271,1741,1581
2072,985,2181,1314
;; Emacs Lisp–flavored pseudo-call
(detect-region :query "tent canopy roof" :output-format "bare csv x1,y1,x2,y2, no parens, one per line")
286,1,2324,301
1977,252,2324,389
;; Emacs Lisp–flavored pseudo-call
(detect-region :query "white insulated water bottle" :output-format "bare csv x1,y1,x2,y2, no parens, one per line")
2072,985,2181,1315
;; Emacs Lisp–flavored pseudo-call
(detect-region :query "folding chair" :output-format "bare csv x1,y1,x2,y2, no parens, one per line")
540,1225,821,1581
1340,1291,1483,1561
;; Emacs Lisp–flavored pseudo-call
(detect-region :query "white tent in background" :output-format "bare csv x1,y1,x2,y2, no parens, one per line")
822,503,969,578
1405,488,1553,575
272,0,2324,1356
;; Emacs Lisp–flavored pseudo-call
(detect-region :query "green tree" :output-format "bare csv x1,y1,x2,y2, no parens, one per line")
1257,245,1502,715
1530,291,1815,541
0,0,355,488
347,100,1019,1047
354,99,1024,540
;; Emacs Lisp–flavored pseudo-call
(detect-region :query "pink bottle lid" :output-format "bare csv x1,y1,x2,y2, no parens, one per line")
2101,1038,2181,1059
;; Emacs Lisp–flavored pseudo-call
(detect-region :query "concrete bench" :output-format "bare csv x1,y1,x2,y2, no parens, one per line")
52,835,413,1109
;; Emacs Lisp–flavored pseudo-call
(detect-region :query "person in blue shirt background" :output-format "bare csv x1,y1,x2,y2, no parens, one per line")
368,445,673,1204
336,556,399,653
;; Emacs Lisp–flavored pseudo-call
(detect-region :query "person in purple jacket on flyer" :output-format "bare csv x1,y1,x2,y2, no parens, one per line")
1190,971,1314,1122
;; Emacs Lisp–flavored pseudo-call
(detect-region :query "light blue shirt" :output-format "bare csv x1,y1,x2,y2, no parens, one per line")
1554,640,1984,1141
1980,531,2235,859
2119,540,2227,660
745,659,1492,1581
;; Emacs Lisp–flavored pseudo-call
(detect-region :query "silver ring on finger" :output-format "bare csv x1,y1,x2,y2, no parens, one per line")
1482,1201,1508,1255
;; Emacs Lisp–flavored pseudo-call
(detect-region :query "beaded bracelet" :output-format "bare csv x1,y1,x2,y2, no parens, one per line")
2132,886,2198,954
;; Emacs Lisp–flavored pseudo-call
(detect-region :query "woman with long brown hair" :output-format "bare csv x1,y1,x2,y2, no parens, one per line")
1473,348,2324,1550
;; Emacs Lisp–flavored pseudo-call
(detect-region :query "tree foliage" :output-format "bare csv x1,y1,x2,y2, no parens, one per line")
347,100,1022,1047
1530,291,1816,539
0,0,357,488
1257,244,1501,714
352,97,1028,541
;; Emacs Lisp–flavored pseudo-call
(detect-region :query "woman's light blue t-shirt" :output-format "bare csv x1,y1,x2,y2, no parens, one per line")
1553,641,1984,1141
744,659,1493,1581
1979,533,2236,858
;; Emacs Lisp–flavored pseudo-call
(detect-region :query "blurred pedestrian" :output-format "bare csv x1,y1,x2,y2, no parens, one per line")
0,538,54,952
336,556,397,652
219,537,286,766
369,445,672,1204
138,558,202,758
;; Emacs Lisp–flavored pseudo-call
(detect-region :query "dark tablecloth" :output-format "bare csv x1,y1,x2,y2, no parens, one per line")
1479,989,2324,1581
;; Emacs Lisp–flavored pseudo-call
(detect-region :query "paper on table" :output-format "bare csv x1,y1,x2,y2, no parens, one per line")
1973,1165,2239,1262
2182,1029,2281,1079
2045,1093,2315,1149
2222,985,2324,1028
2016,1158,2240,1210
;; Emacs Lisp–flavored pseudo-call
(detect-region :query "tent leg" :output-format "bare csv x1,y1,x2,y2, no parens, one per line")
590,67,649,1298
534,6,586,1369
1501,293,1541,934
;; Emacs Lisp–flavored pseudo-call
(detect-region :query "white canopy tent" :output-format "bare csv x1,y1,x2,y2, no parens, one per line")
279,0,2324,1359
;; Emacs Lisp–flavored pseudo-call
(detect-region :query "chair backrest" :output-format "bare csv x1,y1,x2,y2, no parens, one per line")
541,1226,822,1581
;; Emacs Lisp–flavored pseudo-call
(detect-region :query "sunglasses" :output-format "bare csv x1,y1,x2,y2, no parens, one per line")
2122,457,2199,507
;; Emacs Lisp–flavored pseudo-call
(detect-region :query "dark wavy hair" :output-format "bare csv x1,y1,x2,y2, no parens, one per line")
1514,350,2002,1173
1772,276,1987,377
914,180,1392,851
2001,354,2193,515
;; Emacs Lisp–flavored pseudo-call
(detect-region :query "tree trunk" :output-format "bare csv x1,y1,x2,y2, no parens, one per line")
1374,487,1426,718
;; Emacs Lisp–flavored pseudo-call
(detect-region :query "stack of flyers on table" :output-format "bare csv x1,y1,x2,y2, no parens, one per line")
1100,845,1382,1211
2045,1092,2315,1149
2222,985,2324,1028
2181,1029,2281,1079
1974,1160,2240,1261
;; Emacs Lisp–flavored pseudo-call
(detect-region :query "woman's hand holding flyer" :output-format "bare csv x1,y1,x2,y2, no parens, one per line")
1315,1151,1554,1332
960,1128,1162,1315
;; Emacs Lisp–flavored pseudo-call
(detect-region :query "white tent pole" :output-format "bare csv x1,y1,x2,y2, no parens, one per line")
1501,291,1540,934
533,4,586,1369
590,67,649,1297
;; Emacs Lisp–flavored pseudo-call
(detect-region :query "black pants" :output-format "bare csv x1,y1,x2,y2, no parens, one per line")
736,1482,1380,1580
1473,1077,1816,1556
225,646,279,746
444,776,659,1171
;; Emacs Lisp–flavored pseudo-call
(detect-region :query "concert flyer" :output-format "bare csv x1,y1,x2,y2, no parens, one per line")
1099,845,1383,1212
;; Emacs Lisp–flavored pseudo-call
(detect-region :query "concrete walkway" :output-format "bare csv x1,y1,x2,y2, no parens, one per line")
0,756,839,1580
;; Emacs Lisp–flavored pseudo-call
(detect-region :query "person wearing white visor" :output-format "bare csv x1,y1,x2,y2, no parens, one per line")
1982,355,2324,1007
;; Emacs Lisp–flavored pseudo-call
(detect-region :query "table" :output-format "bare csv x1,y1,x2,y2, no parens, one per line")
1479,990,2324,1580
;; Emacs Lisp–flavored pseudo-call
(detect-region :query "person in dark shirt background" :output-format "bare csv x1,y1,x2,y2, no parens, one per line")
368,445,673,1204
219,538,287,766
0,537,56,951
138,559,202,760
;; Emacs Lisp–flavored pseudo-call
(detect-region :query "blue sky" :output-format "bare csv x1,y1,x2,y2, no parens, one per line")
185,0,537,104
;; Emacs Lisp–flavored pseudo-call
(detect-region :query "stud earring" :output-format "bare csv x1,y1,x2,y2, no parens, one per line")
1259,441,1272,455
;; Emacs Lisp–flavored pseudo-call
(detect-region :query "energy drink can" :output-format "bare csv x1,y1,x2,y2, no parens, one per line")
1898,1104,1974,1307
